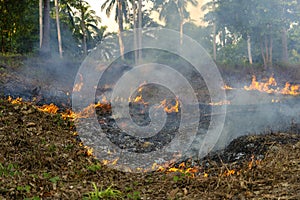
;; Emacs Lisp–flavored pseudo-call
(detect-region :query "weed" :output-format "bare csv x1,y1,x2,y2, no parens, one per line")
127,191,141,200
49,176,60,183
0,163,19,177
83,182,123,200
16,185,31,193
87,163,102,172
24,196,40,200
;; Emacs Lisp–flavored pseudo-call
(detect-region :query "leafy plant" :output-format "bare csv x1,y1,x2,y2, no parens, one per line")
127,191,141,200
84,182,123,200
87,163,102,172
24,196,41,200
0,163,19,177
16,185,31,193
49,176,60,183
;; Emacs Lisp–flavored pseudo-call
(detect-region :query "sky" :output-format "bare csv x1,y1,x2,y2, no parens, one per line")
85,0,210,32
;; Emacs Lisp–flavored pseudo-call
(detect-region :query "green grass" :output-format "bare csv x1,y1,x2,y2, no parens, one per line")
0,163,20,177
83,183,123,200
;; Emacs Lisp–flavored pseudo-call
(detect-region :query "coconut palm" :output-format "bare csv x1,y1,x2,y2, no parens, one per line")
101,0,131,59
155,0,198,45
40,0,51,56
73,1,101,55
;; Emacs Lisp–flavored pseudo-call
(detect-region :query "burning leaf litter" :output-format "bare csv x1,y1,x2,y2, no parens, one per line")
223,75,300,96
1,97,300,199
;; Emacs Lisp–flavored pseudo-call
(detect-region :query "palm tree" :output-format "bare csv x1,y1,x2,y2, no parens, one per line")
54,0,63,58
40,0,51,56
39,0,43,48
131,0,142,64
101,0,131,59
73,1,101,55
155,0,198,45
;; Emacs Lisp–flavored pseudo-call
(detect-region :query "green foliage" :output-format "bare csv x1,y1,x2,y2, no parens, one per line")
84,182,123,200
203,0,300,65
49,176,60,183
87,163,102,172
0,0,39,54
126,191,141,200
0,163,19,177
24,196,41,200
16,185,31,193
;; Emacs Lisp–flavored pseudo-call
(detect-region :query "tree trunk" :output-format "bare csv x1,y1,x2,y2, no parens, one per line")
41,0,51,56
269,34,273,67
265,36,269,65
247,35,253,65
260,38,267,68
81,21,87,55
281,28,288,63
137,0,142,63
39,0,43,48
212,22,217,61
54,0,63,58
133,0,138,64
117,0,124,60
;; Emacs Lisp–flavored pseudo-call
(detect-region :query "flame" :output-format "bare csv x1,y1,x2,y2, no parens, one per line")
156,161,199,177
244,75,300,95
38,103,59,114
159,98,179,113
244,75,278,94
209,100,231,106
7,96,22,104
223,169,235,176
222,84,233,90
280,82,300,96
73,73,83,92
133,95,143,103
84,146,93,157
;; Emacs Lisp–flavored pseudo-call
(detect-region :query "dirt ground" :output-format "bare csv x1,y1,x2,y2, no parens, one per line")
0,98,300,200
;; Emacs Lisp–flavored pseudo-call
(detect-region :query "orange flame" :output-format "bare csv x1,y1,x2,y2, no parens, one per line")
38,103,59,114
280,82,300,96
244,75,277,94
209,100,231,106
7,96,22,104
73,73,83,92
159,98,179,113
244,75,300,95
222,84,233,90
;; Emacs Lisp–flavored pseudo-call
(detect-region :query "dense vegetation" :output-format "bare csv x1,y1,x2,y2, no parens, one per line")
0,0,300,66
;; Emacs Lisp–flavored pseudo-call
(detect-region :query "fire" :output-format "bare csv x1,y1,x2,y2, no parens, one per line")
38,103,59,114
157,162,199,177
222,84,233,90
158,98,179,113
133,95,143,103
223,169,235,176
244,75,277,94
244,75,300,96
7,96,22,104
73,73,83,92
209,99,231,106
280,82,300,96
84,146,93,157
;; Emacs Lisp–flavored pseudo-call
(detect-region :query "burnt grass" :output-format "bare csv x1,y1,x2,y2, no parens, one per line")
0,99,300,200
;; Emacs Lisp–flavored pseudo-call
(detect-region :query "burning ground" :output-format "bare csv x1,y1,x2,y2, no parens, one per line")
1,60,300,199
1,93,300,199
